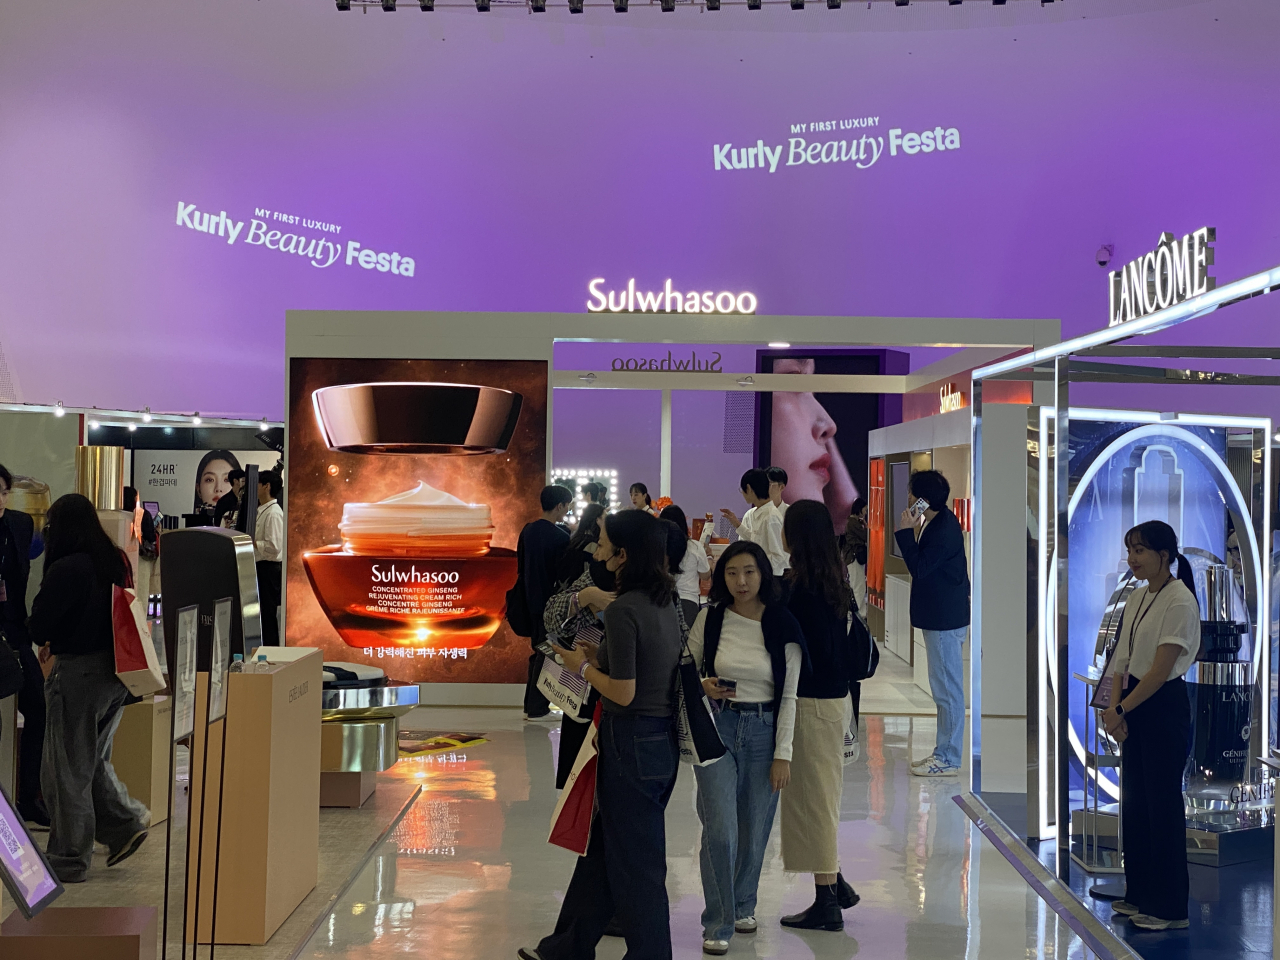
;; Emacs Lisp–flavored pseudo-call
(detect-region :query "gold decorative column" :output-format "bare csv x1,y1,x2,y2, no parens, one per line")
75,446,125,510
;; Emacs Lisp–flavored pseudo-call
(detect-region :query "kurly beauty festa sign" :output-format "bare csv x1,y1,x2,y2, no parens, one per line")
286,358,548,684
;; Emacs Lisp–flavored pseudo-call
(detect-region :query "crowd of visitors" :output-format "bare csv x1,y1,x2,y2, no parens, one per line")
508,468,958,959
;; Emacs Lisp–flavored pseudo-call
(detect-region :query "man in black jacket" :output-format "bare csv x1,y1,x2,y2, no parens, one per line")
0,464,47,824
517,485,573,721
894,470,970,778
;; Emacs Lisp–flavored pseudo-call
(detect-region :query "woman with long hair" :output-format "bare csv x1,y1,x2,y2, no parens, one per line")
554,503,606,588
660,505,712,626
521,510,682,960
1099,520,1200,931
777,499,860,931
193,449,242,517
30,494,151,882
688,540,805,955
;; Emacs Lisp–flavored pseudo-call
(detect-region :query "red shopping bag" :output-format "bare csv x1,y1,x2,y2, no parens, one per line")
548,721,598,856
112,584,165,696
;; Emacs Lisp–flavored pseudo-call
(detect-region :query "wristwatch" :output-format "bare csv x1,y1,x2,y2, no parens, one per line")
1115,703,1125,717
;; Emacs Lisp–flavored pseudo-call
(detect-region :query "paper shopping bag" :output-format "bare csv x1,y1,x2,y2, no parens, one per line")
537,657,590,717
113,584,165,696
549,723,598,856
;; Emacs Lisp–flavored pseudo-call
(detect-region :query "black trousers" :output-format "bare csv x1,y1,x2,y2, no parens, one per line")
1121,676,1190,921
556,689,601,789
256,560,282,646
11,638,45,812
524,638,551,717
539,714,678,960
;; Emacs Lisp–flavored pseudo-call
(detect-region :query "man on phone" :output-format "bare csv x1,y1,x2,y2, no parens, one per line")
894,470,970,778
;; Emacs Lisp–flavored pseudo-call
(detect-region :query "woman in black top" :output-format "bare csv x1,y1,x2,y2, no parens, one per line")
778,500,860,931
521,511,682,960
30,494,150,883
553,503,606,589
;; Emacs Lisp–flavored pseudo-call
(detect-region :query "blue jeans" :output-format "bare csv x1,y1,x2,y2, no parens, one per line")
922,627,966,768
539,713,679,960
694,706,779,941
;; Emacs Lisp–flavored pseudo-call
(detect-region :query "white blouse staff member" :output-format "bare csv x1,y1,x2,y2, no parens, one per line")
1100,520,1201,933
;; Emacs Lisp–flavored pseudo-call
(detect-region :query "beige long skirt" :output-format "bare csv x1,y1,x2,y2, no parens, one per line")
781,696,849,874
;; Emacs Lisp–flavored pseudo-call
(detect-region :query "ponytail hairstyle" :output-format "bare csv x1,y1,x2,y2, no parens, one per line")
629,482,652,508
1124,520,1197,603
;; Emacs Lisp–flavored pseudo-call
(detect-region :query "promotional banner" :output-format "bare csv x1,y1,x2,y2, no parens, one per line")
132,449,282,520
756,349,906,531
286,358,548,683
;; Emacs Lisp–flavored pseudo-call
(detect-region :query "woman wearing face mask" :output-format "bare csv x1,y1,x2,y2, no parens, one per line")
768,358,857,531
1099,520,1200,932
554,503,607,589
777,499,861,931
521,511,682,960
543,531,617,790
686,540,805,956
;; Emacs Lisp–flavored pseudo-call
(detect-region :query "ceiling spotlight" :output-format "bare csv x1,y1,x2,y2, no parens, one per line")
336,0,351,8
420,0,434,8
614,0,627,11
54,401,65,418
88,420,99,430
382,0,396,9
260,421,270,432
142,406,152,423
193,413,202,426
128,423,137,432
769,342,791,348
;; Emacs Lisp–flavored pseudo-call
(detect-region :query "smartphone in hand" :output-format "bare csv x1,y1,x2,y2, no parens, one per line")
717,678,738,697
908,497,929,520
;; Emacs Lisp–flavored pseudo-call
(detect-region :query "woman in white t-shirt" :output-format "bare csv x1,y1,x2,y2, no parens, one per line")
1100,520,1200,933
660,505,711,625
687,541,806,956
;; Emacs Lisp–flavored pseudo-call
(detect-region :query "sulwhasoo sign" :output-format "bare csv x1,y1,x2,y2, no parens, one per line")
1108,227,1215,327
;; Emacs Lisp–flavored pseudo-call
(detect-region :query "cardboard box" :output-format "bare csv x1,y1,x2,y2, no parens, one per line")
111,697,171,826
186,651,322,945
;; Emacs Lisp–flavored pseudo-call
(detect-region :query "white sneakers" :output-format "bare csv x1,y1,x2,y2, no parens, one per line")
702,940,730,955
734,917,757,933
911,754,936,768
911,758,960,778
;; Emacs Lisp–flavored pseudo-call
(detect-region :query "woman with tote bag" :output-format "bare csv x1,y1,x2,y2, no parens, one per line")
520,510,683,960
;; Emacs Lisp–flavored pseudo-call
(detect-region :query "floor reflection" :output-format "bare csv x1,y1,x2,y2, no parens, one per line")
299,710,1092,960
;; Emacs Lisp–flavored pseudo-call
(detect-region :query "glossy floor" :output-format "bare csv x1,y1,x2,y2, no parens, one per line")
297,707,1095,960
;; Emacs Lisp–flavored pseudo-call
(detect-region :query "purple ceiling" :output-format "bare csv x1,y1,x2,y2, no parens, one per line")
1,0,1277,420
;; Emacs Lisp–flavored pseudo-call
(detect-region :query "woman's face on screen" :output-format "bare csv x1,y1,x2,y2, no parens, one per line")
769,358,857,525
198,459,235,508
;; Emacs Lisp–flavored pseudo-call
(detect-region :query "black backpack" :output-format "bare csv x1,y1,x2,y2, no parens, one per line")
505,532,535,638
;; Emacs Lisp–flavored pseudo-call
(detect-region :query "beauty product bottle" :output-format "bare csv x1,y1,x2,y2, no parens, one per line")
302,381,522,651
